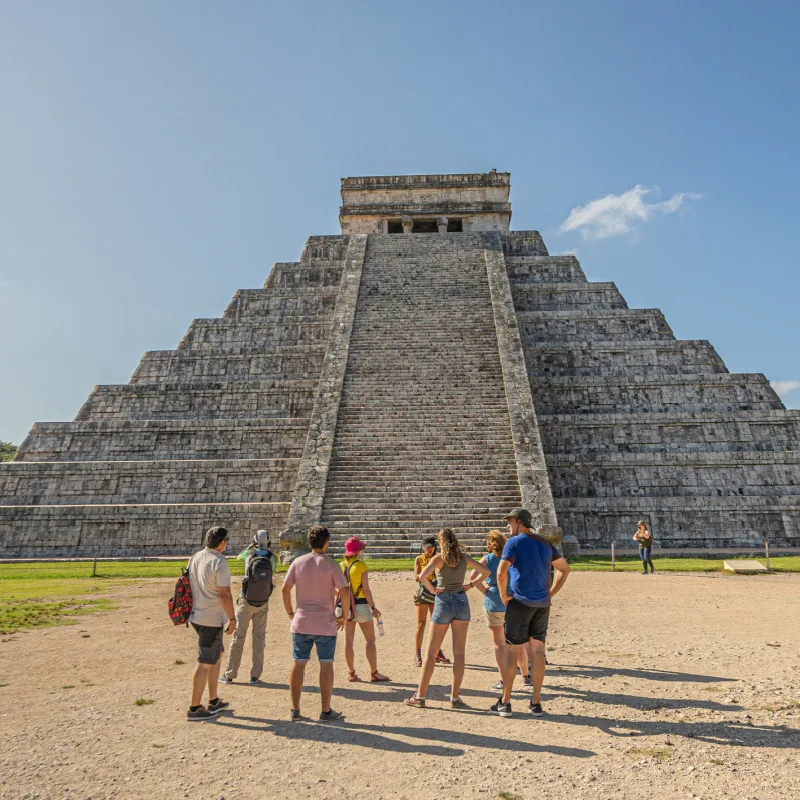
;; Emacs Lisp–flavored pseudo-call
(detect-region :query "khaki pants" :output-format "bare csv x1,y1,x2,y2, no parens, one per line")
223,595,269,680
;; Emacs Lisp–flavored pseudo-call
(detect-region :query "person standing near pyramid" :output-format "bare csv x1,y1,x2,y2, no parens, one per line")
490,508,571,718
220,529,276,685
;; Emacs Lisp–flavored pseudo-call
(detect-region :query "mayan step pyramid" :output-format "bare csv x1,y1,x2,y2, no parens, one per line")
1,171,798,559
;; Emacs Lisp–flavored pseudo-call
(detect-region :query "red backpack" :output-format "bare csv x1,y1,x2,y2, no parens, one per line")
168,557,194,626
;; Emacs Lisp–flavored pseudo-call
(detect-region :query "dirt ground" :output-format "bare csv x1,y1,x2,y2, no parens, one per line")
2,570,799,800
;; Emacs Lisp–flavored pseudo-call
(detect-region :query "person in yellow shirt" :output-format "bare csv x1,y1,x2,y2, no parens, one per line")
340,537,390,682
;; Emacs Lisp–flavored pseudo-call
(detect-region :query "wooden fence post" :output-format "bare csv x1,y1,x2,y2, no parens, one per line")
92,557,97,578
611,543,616,571
764,540,770,570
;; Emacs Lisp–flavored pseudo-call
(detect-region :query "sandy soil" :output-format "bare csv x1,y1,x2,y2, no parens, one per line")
2,571,799,800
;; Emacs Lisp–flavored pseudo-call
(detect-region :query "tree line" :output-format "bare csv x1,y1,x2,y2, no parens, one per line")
0,442,17,462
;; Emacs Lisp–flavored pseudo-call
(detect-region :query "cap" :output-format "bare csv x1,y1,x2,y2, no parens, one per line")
254,529,271,548
344,536,366,556
506,508,533,528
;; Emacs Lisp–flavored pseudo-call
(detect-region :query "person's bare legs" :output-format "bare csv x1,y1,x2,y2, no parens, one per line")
416,623,448,698
414,604,428,652
319,662,335,713
449,620,469,700
359,620,379,674
289,661,306,711
530,638,547,704
344,620,357,674
501,643,520,705
517,639,534,678
191,663,210,706
207,654,222,700
488,625,506,678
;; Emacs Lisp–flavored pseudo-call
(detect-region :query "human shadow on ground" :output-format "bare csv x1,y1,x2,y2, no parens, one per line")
248,680,421,703
549,684,743,713
216,714,596,759
544,710,799,749
551,664,736,684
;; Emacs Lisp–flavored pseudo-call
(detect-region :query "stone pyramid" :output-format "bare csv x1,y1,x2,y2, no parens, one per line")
1,172,798,559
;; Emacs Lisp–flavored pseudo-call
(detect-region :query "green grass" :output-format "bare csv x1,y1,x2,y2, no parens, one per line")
1,555,798,585
134,698,154,706
0,597,115,635
0,556,417,581
569,555,800,573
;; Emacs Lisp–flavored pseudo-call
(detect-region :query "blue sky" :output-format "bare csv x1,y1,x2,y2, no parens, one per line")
2,1,799,444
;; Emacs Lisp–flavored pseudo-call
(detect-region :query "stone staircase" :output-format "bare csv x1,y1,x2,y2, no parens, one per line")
320,234,523,556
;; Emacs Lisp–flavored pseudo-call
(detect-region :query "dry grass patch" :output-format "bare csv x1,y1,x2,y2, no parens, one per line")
627,746,672,761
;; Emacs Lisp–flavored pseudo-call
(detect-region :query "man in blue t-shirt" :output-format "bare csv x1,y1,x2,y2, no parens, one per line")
490,508,571,719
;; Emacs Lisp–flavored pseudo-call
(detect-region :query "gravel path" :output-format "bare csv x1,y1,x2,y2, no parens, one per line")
2,571,799,799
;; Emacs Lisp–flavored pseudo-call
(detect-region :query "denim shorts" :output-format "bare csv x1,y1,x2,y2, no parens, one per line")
430,590,471,624
292,632,337,663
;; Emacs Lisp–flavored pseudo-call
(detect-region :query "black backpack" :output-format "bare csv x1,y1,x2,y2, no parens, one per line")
243,553,274,607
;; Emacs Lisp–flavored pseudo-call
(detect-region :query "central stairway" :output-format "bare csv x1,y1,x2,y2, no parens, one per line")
321,233,523,556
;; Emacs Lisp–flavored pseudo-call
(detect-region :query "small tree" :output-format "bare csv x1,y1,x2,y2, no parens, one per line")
0,442,18,462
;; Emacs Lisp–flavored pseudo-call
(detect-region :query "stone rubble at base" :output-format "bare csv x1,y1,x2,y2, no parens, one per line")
0,171,798,558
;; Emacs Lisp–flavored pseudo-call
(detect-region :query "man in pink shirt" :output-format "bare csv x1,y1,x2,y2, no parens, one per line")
282,525,350,721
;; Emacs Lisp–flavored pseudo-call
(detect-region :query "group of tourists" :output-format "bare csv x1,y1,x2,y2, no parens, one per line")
180,507,572,722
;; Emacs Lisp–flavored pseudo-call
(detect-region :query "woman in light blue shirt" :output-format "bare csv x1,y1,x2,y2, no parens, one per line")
469,530,534,691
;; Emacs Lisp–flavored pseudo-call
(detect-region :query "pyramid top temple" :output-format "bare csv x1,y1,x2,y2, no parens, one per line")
1,171,798,559
339,170,512,233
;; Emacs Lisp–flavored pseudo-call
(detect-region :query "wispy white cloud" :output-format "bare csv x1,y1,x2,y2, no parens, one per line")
770,380,800,398
558,185,702,240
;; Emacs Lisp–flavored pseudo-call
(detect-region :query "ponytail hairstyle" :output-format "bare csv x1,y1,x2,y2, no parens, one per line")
438,528,463,568
486,529,506,557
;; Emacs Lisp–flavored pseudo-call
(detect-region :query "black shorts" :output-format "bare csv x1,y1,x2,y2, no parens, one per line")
192,622,224,665
504,598,550,646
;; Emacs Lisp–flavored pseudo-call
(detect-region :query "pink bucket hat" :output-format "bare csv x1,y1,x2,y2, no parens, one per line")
344,536,366,556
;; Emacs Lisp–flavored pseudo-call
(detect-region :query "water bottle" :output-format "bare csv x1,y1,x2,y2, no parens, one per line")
377,619,385,637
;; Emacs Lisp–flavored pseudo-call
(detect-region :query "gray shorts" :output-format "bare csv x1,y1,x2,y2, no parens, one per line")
192,622,224,665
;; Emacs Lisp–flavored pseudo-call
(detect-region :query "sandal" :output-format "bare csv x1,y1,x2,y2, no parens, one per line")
435,652,451,665
348,671,359,682
414,652,423,668
404,693,426,708
370,671,390,683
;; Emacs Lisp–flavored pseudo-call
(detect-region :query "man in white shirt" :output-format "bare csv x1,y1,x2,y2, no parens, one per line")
186,526,236,721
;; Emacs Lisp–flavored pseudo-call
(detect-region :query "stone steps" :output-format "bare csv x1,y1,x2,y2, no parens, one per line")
319,233,524,546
